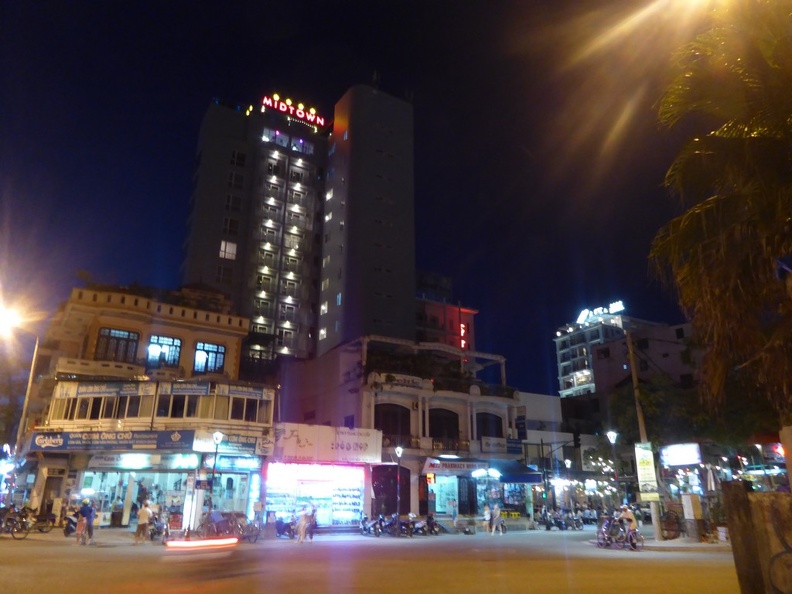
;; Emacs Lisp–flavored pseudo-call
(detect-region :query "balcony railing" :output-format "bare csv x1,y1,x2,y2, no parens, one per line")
431,438,471,452
382,434,420,449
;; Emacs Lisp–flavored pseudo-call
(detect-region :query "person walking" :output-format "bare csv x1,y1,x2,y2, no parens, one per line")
296,505,309,543
491,503,503,535
134,501,153,544
78,498,96,545
449,498,458,530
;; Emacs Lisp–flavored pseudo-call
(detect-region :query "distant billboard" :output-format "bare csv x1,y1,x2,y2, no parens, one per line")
660,443,702,467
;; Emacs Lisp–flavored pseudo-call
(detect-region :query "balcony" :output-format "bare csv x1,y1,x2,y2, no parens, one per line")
382,434,420,449
431,438,471,452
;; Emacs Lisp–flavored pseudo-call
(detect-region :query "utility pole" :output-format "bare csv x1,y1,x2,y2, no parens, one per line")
625,329,662,541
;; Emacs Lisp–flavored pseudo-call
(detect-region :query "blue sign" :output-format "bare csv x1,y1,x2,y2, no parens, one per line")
29,429,195,452
507,438,523,455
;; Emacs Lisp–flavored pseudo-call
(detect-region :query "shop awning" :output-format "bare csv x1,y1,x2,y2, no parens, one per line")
488,460,543,484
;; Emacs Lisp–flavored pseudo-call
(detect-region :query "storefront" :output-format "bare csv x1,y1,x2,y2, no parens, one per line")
422,458,540,519
266,462,364,526
28,428,270,529
264,423,382,526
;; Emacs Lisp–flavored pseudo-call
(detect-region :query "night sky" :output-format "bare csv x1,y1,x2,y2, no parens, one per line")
1,1,700,395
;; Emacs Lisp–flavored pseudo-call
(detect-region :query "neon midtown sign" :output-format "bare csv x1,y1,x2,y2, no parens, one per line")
262,94,326,126
575,300,625,324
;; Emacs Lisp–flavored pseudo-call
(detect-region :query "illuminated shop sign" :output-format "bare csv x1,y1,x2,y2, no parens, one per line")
660,443,702,467
202,455,261,472
267,462,364,487
575,300,625,324
29,430,195,452
262,94,325,127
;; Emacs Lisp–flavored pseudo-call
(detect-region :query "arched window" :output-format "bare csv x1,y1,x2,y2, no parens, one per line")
427,408,459,439
476,412,504,438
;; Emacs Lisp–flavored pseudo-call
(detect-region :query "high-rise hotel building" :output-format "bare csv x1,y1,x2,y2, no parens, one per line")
182,85,415,370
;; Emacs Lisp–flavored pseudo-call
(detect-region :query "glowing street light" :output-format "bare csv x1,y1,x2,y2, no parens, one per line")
0,305,39,461
395,446,403,535
607,430,619,505
211,431,224,504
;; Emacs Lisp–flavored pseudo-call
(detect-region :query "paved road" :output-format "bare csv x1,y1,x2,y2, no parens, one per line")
1,527,739,594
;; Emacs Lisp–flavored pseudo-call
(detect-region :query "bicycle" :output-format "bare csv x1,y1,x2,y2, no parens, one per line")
596,517,626,549
625,527,645,551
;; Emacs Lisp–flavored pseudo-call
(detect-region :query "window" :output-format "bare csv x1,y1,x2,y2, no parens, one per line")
325,189,333,202
223,218,240,235
336,292,342,306
219,240,237,260
256,275,272,291
194,342,226,374
216,266,232,285
95,328,139,363
227,172,244,189
290,169,304,183
675,327,686,339
320,302,328,315
225,194,241,211
230,397,261,422
279,305,295,321
146,335,182,368
230,150,246,167
267,160,283,176
319,328,327,340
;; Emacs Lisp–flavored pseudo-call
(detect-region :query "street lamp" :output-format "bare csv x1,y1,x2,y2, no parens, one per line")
0,305,39,463
211,431,224,505
607,430,619,506
395,446,403,534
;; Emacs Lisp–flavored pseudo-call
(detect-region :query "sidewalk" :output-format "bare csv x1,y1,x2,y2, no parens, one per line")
590,524,731,553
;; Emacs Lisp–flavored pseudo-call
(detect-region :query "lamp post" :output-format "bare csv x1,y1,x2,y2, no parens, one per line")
211,431,224,505
395,446,403,534
607,430,619,507
755,443,769,489
0,306,39,464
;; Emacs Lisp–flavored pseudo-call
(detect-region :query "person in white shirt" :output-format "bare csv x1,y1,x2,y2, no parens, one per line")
134,501,153,544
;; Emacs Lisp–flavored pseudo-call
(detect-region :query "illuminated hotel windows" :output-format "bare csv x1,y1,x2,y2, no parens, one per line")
320,302,328,315
219,240,237,260
319,328,327,340
267,160,283,176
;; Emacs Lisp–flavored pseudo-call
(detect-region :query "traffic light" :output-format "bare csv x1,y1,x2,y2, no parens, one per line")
573,432,581,448
541,491,547,499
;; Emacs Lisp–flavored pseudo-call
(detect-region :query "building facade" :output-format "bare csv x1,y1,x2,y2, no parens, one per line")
182,85,416,370
553,301,663,398
13,285,274,530
182,96,329,365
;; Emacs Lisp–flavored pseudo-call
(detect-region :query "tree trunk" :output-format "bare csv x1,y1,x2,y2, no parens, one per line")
780,426,792,477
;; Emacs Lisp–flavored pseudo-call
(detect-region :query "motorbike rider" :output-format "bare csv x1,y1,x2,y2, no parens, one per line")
78,498,96,545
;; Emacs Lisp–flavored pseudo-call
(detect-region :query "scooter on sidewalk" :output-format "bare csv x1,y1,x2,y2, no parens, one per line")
360,514,382,536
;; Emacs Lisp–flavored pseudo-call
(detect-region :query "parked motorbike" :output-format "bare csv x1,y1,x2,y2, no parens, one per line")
425,513,442,536
564,515,584,531
20,506,55,533
360,514,381,536
275,516,295,539
149,512,166,542
408,513,427,535
63,509,80,537
383,513,412,537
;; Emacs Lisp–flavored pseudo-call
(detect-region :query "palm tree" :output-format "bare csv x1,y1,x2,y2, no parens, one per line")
650,0,792,457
